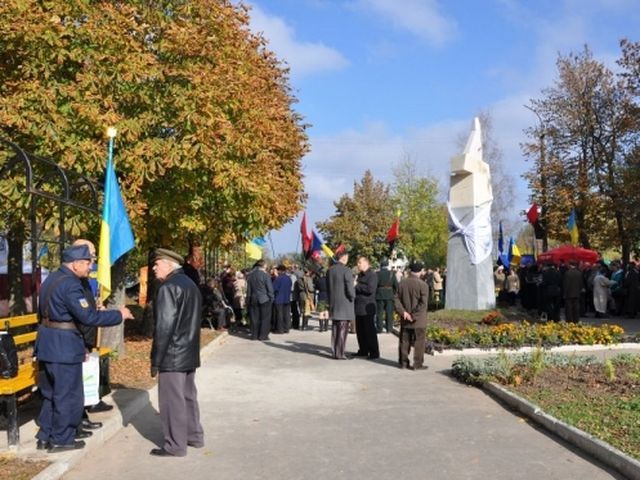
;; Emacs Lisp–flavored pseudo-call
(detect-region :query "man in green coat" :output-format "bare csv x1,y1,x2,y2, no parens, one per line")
376,258,398,333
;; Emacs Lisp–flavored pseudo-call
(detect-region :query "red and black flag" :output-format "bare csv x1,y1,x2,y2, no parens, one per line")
527,203,545,239
386,216,400,255
300,212,313,255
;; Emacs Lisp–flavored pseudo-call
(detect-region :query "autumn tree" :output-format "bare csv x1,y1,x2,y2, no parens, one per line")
317,170,395,262
523,46,637,261
391,157,447,267
0,0,307,314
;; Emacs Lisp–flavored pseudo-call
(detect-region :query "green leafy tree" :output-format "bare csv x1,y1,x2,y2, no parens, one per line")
391,157,448,267
317,170,394,262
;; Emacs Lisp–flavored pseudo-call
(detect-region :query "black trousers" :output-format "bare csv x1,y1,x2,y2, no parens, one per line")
544,293,561,321
376,299,394,332
399,327,426,368
355,314,379,358
291,301,300,329
565,297,580,323
250,302,272,340
274,303,291,333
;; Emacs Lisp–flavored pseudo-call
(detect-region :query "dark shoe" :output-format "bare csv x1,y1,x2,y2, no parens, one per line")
48,441,85,453
81,419,103,430
75,429,93,439
354,351,368,357
36,440,51,450
150,448,176,457
187,441,204,448
87,400,113,413
368,355,380,360
409,365,429,371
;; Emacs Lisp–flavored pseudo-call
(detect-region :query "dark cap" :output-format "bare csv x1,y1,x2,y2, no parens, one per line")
154,248,184,265
380,257,389,267
62,245,94,263
409,261,424,273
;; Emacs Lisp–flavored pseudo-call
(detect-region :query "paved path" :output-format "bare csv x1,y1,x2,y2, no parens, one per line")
62,329,623,480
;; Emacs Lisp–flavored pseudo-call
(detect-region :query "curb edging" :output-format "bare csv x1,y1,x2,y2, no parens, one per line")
30,331,229,480
484,381,640,480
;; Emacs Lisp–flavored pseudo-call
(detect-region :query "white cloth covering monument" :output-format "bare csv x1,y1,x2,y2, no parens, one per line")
445,117,495,310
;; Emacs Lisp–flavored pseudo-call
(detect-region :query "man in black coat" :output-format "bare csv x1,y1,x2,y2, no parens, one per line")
354,256,379,359
624,262,640,318
327,251,355,359
246,259,274,340
150,248,204,457
376,258,398,333
563,260,583,323
541,263,562,321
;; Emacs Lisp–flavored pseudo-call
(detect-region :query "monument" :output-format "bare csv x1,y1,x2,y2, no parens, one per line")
445,117,495,310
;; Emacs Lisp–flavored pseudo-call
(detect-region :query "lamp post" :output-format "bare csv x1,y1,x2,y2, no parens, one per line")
524,105,548,252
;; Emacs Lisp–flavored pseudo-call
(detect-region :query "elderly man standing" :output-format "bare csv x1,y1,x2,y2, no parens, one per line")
395,262,429,370
150,248,204,457
327,250,355,360
35,245,132,452
246,259,274,341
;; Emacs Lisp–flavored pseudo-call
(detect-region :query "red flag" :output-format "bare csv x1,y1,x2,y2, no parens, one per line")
386,218,400,244
300,212,312,253
334,244,346,256
527,204,539,224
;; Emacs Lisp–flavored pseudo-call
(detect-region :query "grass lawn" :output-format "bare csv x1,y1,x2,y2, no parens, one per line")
510,355,640,460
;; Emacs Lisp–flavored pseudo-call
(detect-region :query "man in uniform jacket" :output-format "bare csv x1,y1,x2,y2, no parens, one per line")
35,245,132,452
563,261,584,323
376,258,398,333
150,248,204,457
354,256,379,359
246,259,274,340
327,251,355,359
394,262,429,370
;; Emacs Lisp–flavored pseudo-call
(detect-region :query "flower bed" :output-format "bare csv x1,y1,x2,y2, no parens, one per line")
451,353,640,460
427,321,625,350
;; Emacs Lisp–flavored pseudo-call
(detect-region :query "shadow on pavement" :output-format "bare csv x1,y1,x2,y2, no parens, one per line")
112,389,163,449
262,339,333,359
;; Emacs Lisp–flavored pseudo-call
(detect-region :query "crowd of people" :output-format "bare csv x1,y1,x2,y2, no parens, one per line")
494,259,640,321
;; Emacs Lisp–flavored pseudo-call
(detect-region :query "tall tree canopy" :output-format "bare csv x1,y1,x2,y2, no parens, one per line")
391,158,447,267
317,170,395,262
0,0,307,255
523,44,639,261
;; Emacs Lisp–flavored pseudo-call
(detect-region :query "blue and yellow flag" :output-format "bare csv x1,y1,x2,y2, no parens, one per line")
567,208,579,246
97,136,135,301
245,237,265,260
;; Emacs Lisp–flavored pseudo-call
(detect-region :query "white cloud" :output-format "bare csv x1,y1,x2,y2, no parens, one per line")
248,3,349,76
355,0,456,46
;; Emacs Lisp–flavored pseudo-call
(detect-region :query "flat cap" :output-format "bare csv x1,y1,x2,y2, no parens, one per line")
62,245,94,263
154,248,184,265
409,261,424,273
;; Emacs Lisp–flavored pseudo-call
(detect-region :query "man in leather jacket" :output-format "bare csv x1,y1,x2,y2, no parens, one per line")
150,248,204,457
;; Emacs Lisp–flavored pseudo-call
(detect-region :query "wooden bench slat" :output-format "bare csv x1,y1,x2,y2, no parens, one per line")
13,331,38,346
1,314,38,330
0,362,37,395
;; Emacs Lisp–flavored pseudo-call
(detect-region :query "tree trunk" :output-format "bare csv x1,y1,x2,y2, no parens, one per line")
7,222,26,315
100,256,128,357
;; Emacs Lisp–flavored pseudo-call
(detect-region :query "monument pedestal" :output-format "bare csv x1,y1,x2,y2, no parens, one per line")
445,205,495,311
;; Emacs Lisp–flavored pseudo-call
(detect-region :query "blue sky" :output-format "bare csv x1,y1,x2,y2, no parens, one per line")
243,0,640,256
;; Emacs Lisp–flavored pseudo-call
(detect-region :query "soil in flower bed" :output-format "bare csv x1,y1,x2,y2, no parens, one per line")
111,326,221,390
0,456,49,480
510,357,640,460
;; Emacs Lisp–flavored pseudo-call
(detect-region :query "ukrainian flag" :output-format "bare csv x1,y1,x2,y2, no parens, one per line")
97,139,135,301
567,208,579,246
245,238,264,260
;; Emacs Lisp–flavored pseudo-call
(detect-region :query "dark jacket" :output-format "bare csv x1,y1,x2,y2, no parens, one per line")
151,268,202,372
394,275,429,329
246,268,274,306
355,269,378,316
273,273,292,305
35,266,122,364
314,274,328,303
563,267,584,299
327,262,355,320
376,268,398,301
542,267,562,297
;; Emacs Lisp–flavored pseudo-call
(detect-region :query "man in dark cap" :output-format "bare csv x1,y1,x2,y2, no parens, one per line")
376,257,398,333
150,248,204,457
35,245,133,452
394,262,429,370
272,264,292,333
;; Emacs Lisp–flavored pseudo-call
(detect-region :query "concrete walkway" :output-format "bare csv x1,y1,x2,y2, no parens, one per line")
62,329,623,480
